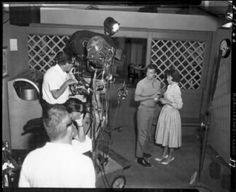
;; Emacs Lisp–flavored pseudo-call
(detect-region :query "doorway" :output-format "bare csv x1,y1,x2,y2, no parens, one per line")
112,37,147,86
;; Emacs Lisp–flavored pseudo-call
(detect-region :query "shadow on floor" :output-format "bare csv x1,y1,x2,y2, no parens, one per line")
96,116,231,191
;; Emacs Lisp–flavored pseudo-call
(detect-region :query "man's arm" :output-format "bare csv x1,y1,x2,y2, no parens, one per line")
134,80,161,102
51,78,77,99
135,92,157,102
18,161,31,187
18,171,30,187
78,156,96,188
74,126,86,143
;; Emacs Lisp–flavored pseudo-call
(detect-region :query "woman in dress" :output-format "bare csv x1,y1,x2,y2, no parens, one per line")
154,68,183,165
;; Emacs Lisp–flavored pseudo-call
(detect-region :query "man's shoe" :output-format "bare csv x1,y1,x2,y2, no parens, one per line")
143,153,152,158
137,158,152,167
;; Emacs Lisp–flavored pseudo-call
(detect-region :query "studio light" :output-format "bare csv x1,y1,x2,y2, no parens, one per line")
104,17,120,36
221,1,235,28
221,22,232,28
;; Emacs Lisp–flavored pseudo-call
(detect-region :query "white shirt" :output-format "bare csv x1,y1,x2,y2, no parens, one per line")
42,64,70,104
135,77,161,107
72,135,92,154
18,142,96,188
164,82,183,110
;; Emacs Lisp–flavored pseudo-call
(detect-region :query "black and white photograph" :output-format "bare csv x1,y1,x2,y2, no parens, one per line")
2,1,234,191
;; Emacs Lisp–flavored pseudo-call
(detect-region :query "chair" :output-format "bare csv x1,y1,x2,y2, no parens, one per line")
127,63,139,84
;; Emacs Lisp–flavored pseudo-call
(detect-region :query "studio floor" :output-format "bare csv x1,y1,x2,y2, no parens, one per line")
94,92,231,192
96,131,231,191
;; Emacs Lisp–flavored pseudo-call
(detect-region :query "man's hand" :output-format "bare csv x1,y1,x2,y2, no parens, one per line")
68,73,76,80
154,95,160,102
66,78,78,86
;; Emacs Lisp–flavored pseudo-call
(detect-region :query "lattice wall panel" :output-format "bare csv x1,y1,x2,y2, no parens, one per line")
27,34,70,73
151,39,205,89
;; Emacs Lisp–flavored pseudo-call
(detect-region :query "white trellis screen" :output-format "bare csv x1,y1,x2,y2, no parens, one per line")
27,34,206,90
27,34,70,73
151,39,205,90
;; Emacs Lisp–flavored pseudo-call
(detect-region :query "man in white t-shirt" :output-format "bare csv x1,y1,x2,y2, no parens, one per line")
42,51,77,113
18,104,96,188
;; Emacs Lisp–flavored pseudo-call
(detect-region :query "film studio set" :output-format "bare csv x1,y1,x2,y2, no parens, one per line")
2,1,234,191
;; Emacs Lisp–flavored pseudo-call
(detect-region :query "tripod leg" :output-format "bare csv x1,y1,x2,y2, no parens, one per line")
198,124,209,181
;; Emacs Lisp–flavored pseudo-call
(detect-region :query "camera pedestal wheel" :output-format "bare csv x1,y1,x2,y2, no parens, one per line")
111,175,126,188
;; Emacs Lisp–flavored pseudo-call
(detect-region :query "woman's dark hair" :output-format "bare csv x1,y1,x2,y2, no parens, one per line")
165,67,181,83
64,98,86,116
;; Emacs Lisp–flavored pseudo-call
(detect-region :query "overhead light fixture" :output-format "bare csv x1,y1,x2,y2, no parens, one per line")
3,3,9,8
103,17,120,36
221,22,233,28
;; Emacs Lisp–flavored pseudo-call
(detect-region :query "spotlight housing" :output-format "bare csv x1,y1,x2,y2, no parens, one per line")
104,17,120,36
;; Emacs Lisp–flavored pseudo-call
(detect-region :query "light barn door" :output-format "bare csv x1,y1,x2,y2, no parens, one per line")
149,31,212,119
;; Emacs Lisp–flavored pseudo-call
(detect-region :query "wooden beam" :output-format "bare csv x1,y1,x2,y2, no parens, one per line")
40,8,219,31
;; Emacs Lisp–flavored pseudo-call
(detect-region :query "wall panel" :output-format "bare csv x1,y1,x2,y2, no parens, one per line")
208,29,231,163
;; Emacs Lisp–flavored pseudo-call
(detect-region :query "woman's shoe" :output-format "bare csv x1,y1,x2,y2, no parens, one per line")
154,154,168,162
161,157,175,165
